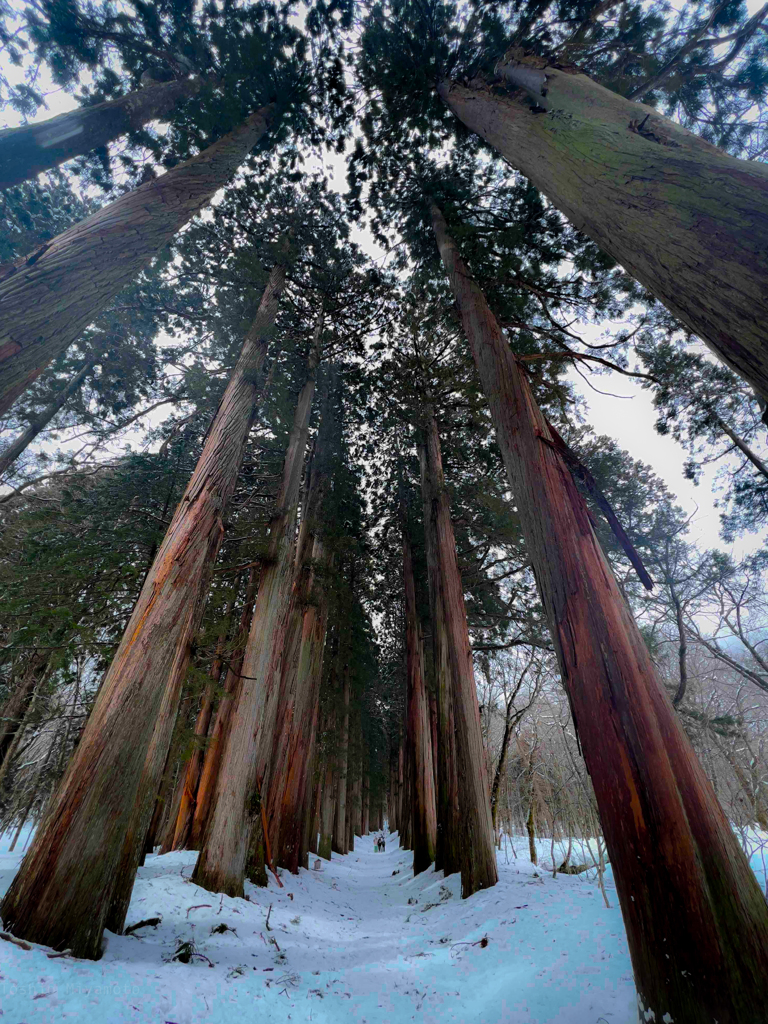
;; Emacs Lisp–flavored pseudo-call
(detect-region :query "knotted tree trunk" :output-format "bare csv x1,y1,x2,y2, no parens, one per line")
0,102,275,417
438,60,768,406
420,408,497,895
193,310,323,897
430,200,768,1024
0,77,205,190
0,265,285,958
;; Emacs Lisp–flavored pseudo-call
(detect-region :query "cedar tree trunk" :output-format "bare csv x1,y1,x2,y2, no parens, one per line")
193,310,323,896
0,102,275,417
0,356,95,478
0,264,285,957
318,752,336,861
437,63,768,406
420,409,497,895
169,586,238,851
270,536,332,872
265,426,331,869
332,667,351,856
190,565,260,848
431,201,768,1024
0,77,204,190
419,438,461,878
402,526,437,874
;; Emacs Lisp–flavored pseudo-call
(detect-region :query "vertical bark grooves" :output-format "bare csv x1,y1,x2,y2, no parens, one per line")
169,585,240,852
193,309,324,897
402,526,437,874
0,653,46,771
420,441,461,878
0,102,276,417
421,412,497,895
438,74,768,405
0,264,285,957
265,419,333,871
431,200,768,1023
332,666,351,855
318,733,336,860
270,535,333,872
190,564,259,848
0,77,205,190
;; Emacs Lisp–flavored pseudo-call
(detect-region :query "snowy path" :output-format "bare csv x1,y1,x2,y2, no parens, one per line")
0,828,642,1023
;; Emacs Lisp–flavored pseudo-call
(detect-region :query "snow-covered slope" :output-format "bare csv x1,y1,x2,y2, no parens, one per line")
0,828,644,1023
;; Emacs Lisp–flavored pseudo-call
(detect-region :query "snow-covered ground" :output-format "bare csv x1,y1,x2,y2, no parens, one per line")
0,827,765,1023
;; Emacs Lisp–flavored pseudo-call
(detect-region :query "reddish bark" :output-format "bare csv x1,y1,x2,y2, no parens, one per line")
270,535,332,872
0,103,275,417
332,666,351,856
402,525,437,874
431,201,768,1023
264,428,333,870
193,311,323,896
397,737,409,848
169,587,239,851
318,749,336,861
190,566,259,849
420,409,497,895
438,65,768,407
0,265,285,957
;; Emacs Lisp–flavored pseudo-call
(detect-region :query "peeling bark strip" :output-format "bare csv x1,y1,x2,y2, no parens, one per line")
0,77,204,191
402,522,437,875
0,265,285,959
0,102,276,418
420,410,497,896
193,309,324,898
438,65,768,405
431,201,768,1024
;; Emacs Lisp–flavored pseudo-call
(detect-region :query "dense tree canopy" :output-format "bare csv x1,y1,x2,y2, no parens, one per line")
2,2,768,1019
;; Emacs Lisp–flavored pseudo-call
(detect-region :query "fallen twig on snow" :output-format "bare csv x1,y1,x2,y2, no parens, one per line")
0,930,32,951
1,930,79,959
185,904,212,918
124,916,162,935
450,936,489,958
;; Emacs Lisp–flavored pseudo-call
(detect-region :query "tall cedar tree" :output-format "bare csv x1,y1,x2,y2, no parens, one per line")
358,0,768,405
